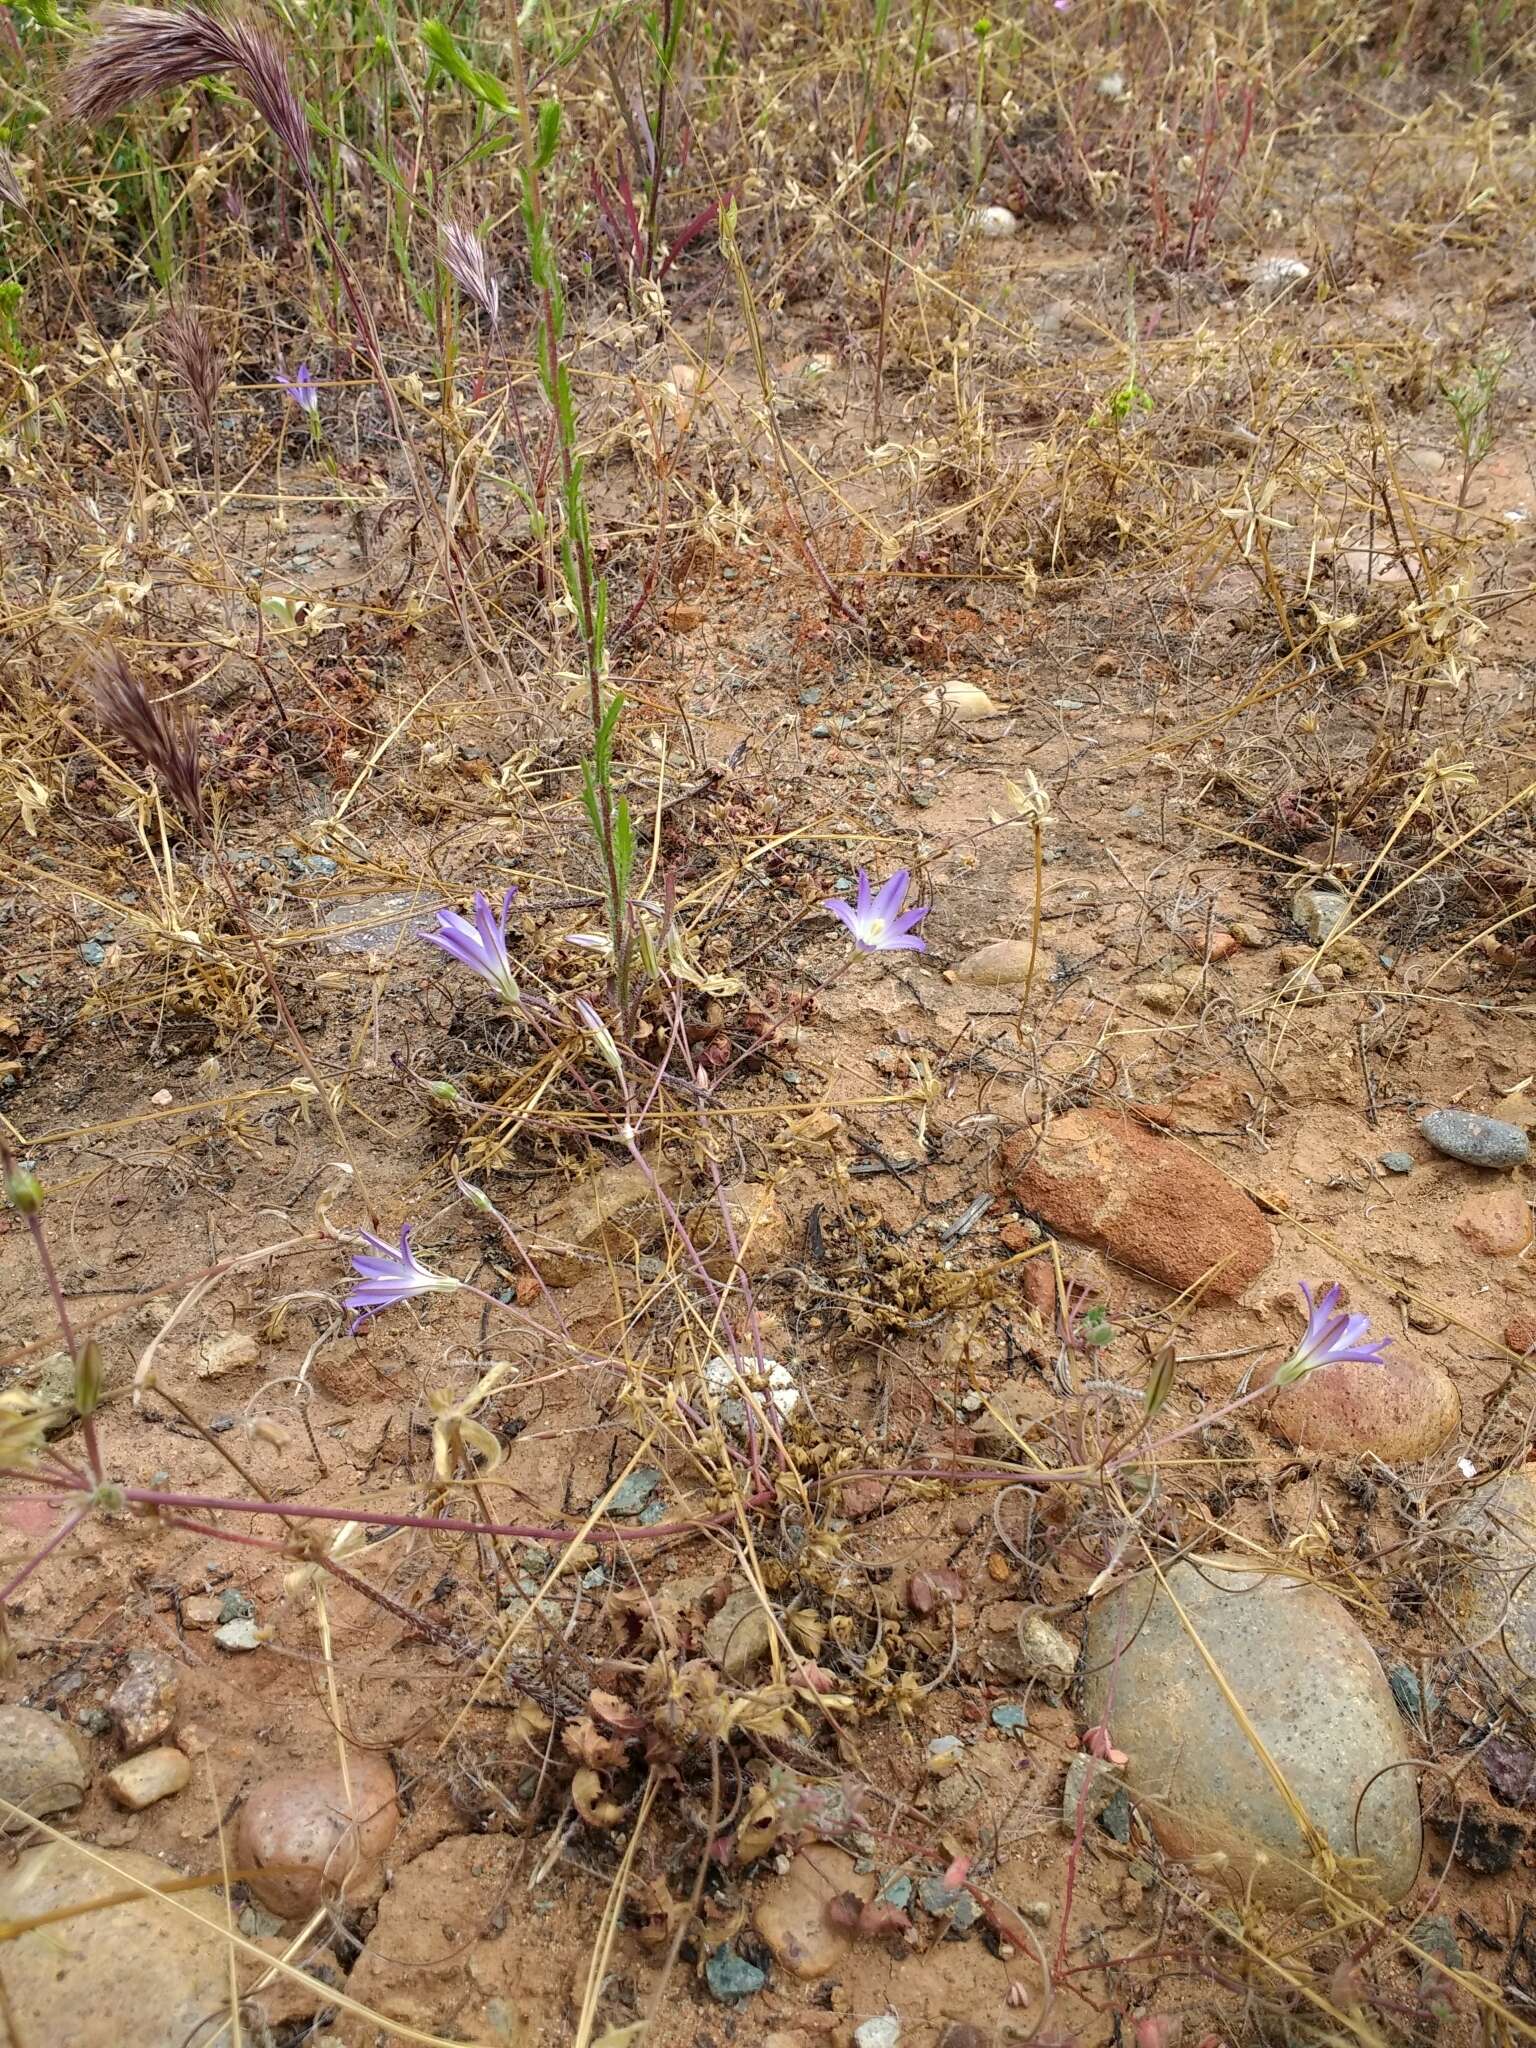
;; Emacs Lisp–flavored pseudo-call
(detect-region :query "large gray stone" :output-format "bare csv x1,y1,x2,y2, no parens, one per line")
1444,1468,1536,1708
0,1844,232,2047
1081,1557,1420,1907
1420,1109,1529,1171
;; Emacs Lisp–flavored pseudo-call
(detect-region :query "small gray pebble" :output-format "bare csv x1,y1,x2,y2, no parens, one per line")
1420,1109,1530,1171
1379,1151,1415,1175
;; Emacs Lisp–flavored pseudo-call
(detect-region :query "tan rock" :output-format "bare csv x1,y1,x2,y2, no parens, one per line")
754,1844,873,1980
687,1181,792,1278
0,1844,232,2047
1083,1558,1421,1906
534,1156,681,1286
108,1647,180,1753
955,940,1035,987
1455,1187,1532,1258
198,1330,260,1378
0,1707,89,1833
1261,1350,1459,1463
235,1753,398,1917
999,1112,1272,1299
106,1747,191,1811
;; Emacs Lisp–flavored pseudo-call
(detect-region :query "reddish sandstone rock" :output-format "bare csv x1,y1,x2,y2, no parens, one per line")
1506,1316,1536,1356
1261,1350,1459,1463
999,1112,1272,1299
1455,1187,1532,1259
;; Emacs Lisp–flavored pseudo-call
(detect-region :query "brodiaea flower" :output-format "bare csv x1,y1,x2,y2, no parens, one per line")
345,1224,459,1330
423,888,519,1004
1273,1282,1390,1385
276,361,318,413
822,868,928,952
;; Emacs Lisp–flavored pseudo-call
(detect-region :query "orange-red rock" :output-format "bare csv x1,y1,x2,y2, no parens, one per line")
1455,1187,1532,1259
1261,1350,1459,1463
1505,1316,1536,1356
999,1112,1272,1298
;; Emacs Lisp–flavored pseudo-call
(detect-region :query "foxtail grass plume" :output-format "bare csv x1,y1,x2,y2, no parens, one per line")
438,219,501,330
84,646,205,830
63,5,312,180
0,149,28,213
156,305,224,442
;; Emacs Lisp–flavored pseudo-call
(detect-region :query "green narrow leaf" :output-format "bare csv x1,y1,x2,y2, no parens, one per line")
422,19,510,117
534,97,563,170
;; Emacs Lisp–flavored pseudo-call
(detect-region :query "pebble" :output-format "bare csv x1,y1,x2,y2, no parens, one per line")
754,1844,872,1979
1261,1346,1458,1463
1505,1316,1536,1356
971,204,1018,239
1420,1109,1530,1171
1081,1555,1421,1905
954,940,1037,987
105,1746,191,1811
1291,881,1350,941
704,1585,773,1680
236,1753,398,1916
1379,1151,1414,1175
1000,1110,1272,1299
108,1648,180,1753
1444,1469,1536,1709
854,2017,902,2048
0,1706,89,1832
0,1844,231,2046
1061,1754,1120,1834
705,1944,767,2001
213,1617,264,1652
1454,1187,1532,1257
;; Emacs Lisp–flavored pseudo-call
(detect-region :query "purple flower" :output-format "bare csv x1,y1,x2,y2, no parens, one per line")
423,888,520,1004
345,1224,459,1331
822,868,928,953
1273,1282,1390,1385
276,362,319,413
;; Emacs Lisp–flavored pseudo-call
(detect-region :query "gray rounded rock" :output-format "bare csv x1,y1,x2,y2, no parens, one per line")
1443,1468,1536,1708
0,1844,231,2046
1379,1151,1415,1176
0,1706,89,1833
1419,1110,1529,1171
1081,1556,1421,1907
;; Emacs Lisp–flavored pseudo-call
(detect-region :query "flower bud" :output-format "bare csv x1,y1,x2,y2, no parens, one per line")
74,1339,104,1418
3,1163,42,1215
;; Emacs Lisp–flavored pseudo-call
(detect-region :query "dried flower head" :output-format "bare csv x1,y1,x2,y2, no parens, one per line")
156,305,224,442
438,219,501,330
84,645,205,830
63,5,312,180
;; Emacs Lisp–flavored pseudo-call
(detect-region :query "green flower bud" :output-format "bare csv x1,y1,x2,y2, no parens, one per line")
3,1162,43,1215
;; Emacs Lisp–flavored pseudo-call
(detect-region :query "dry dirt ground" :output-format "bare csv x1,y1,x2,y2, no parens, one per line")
4,6,1536,2046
